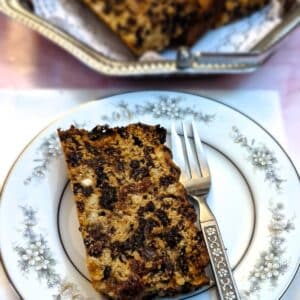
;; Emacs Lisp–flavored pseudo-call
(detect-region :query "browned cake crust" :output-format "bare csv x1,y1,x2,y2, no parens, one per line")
81,0,219,55
58,123,210,300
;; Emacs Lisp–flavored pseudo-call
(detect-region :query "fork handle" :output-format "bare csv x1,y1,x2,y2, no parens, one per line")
200,219,240,300
193,195,240,299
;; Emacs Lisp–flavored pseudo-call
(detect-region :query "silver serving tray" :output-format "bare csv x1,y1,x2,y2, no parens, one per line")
1,0,300,76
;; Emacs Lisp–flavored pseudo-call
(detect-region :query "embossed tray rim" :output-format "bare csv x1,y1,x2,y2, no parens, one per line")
1,0,300,76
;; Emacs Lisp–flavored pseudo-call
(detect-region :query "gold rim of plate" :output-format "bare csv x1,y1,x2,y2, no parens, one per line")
1,0,300,76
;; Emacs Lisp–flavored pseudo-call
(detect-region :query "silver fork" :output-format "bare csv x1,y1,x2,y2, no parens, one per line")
170,121,240,300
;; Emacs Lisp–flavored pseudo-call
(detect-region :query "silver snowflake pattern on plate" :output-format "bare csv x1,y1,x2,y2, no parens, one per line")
14,206,86,299
53,280,86,300
101,96,215,122
24,132,61,185
14,206,60,287
242,203,295,298
231,126,284,190
24,122,86,185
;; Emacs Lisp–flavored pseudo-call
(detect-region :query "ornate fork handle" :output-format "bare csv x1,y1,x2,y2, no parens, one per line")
194,195,240,300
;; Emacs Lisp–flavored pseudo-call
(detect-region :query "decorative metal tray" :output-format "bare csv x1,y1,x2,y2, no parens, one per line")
1,0,300,76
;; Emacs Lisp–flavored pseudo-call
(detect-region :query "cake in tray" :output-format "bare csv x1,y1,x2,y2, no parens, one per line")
81,0,222,55
58,123,210,300
80,0,280,55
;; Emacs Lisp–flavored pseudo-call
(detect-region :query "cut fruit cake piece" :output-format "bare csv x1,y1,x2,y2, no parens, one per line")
81,0,220,55
80,0,292,55
58,123,209,300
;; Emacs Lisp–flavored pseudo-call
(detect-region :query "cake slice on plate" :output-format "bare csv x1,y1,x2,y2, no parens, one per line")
58,123,209,300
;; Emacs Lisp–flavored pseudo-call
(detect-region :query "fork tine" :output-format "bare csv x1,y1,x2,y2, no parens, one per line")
170,122,190,181
181,121,201,179
191,121,210,179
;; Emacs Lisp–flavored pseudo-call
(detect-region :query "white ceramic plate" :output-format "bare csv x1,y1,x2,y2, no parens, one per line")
0,91,299,300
